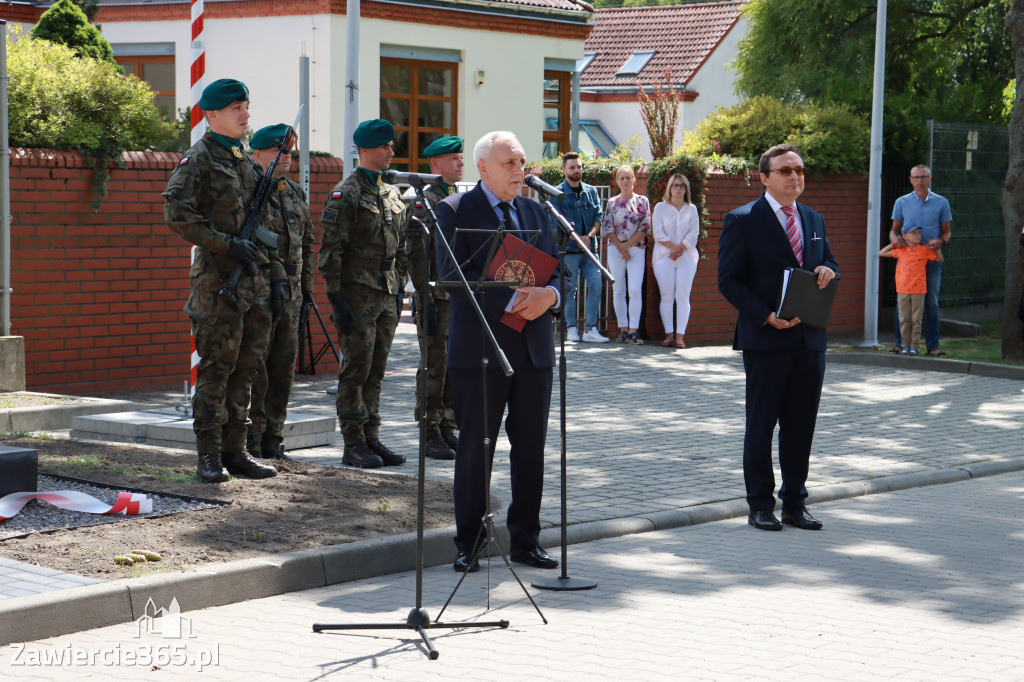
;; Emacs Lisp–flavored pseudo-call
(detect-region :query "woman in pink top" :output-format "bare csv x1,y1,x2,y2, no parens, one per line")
652,173,700,348
601,165,651,344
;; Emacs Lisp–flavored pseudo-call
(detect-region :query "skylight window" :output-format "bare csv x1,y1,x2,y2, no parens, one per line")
617,50,655,77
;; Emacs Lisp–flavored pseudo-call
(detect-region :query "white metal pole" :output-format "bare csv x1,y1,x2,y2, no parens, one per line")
1,21,11,336
863,0,887,347
343,0,360,172
300,51,311,201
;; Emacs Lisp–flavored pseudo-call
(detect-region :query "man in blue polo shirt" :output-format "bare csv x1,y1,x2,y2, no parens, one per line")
889,164,952,356
547,152,608,342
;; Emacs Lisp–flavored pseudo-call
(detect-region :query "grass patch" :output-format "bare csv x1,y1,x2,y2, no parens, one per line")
38,453,200,484
837,327,1024,367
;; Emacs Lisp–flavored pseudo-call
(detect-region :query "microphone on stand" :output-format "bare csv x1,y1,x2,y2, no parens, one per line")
524,174,565,199
381,170,444,187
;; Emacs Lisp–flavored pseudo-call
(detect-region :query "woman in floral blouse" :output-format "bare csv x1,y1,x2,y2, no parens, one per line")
602,165,651,344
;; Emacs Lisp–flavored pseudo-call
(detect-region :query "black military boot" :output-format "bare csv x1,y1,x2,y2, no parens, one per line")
261,446,291,461
196,454,230,484
366,438,407,466
440,428,459,451
222,451,278,479
425,428,455,460
342,442,384,468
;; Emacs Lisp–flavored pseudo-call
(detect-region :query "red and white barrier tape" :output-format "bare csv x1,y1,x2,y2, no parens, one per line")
0,491,153,521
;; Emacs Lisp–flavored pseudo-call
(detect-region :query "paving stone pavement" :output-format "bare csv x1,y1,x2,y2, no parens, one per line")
4,319,1023,600
289,320,1024,530
2,469,1022,680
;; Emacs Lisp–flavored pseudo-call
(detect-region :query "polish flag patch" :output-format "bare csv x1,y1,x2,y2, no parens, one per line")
178,156,189,166
332,191,342,198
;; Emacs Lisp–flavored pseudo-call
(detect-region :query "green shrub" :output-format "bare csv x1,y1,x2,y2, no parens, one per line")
7,30,175,207
682,96,870,175
31,0,114,63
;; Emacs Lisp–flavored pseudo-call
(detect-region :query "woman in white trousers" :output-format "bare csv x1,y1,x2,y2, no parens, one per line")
652,173,699,348
601,165,651,344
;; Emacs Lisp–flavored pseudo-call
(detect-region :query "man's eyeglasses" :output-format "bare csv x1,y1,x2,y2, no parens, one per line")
910,175,931,180
767,167,805,177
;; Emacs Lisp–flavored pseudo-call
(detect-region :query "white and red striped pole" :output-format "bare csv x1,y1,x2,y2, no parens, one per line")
188,0,205,400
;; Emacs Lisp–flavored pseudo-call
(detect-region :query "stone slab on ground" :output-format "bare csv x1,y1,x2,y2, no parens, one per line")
70,409,336,452
1,396,140,432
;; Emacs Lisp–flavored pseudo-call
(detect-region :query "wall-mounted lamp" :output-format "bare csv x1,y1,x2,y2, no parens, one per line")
474,70,485,86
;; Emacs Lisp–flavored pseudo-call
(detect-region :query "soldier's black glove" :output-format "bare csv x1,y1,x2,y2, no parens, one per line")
407,216,428,237
425,303,439,336
300,291,314,323
327,290,356,336
227,237,258,268
271,280,288,322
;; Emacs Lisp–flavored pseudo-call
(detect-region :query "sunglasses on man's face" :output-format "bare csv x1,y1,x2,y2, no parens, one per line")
766,167,805,177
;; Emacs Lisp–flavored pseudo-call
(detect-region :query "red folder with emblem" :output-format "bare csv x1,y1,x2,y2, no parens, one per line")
485,233,559,332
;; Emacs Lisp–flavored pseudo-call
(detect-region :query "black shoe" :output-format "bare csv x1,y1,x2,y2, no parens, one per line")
453,550,480,573
222,451,278,479
781,508,823,530
509,545,558,569
425,430,455,460
261,447,292,461
440,428,459,451
342,442,383,468
196,454,230,483
366,438,406,466
748,510,783,531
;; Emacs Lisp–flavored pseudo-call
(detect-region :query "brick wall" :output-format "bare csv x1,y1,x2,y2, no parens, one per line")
8,148,344,394
8,152,867,394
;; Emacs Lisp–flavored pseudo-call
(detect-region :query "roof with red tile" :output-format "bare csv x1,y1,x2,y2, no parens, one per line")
581,0,744,88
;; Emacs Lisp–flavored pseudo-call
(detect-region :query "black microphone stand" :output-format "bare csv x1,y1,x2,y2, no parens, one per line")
530,195,614,592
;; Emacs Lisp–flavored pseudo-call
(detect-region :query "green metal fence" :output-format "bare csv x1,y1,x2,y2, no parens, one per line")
927,120,1008,306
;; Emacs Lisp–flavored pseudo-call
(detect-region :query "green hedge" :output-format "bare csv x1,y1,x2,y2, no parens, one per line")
681,96,870,175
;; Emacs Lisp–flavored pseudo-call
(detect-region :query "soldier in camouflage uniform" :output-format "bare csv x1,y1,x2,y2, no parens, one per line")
406,136,464,460
246,124,316,460
319,119,408,468
162,78,279,483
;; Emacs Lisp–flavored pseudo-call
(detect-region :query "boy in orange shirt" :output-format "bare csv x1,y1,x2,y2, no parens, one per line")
880,225,944,355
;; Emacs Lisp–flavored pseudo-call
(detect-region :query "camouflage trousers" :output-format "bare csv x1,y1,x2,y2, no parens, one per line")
248,277,302,452
412,296,456,432
335,284,398,445
188,268,272,456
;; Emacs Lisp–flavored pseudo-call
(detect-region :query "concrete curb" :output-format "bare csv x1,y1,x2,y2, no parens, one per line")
827,351,1024,381
1,397,147,432
5,455,1023,646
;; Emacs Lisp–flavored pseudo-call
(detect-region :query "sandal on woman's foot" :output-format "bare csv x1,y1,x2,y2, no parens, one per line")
660,335,674,347
927,348,948,357
617,330,628,343
627,332,643,345
675,335,686,349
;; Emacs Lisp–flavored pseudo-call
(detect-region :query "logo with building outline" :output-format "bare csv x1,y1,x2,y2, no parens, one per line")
134,597,197,640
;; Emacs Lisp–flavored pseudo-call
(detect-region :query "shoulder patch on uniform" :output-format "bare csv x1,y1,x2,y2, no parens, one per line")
179,157,189,166
322,207,339,223
332,190,342,198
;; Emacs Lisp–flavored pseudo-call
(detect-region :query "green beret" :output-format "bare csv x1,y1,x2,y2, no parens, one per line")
423,136,464,157
250,123,290,151
353,119,395,148
198,78,249,111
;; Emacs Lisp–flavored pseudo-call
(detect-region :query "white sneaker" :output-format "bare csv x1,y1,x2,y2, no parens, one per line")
566,327,581,342
582,328,609,343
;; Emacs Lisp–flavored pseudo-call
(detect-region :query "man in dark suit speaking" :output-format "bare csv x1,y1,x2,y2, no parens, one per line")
434,131,564,572
718,143,840,532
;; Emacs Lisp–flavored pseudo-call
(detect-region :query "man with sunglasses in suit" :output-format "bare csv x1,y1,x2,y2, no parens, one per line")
718,143,840,532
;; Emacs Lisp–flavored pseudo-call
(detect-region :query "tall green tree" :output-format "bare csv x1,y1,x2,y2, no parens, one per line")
733,0,1013,166
1002,0,1024,360
31,0,114,63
